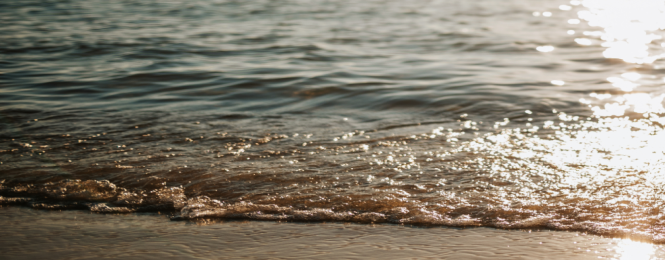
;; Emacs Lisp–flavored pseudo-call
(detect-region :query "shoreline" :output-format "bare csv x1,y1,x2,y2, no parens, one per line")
2,205,663,259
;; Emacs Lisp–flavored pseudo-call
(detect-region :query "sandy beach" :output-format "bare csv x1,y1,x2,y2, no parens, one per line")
1,206,663,260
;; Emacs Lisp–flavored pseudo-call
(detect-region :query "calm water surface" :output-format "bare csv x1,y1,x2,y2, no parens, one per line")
2,0,665,248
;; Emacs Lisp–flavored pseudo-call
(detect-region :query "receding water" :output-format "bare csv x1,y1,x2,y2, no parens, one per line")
1,0,665,246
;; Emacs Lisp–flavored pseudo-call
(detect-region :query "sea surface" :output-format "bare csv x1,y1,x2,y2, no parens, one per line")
1,0,665,245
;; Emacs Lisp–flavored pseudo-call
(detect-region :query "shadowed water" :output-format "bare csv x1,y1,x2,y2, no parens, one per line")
1,0,665,246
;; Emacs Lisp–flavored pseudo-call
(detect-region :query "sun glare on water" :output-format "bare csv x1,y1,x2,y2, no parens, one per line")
577,0,665,64
459,0,665,243
549,0,665,244
617,239,656,260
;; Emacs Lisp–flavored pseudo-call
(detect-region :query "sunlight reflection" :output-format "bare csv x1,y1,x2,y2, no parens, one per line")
590,92,665,118
574,38,592,45
606,76,638,92
616,240,655,260
414,0,665,243
578,0,665,64
551,80,565,86
536,45,555,52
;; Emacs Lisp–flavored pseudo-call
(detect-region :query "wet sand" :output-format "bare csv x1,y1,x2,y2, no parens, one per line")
1,206,663,260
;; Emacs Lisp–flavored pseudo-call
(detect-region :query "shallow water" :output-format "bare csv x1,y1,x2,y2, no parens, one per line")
2,206,665,259
1,0,665,243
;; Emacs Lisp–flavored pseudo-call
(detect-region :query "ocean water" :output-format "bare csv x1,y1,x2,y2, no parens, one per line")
1,0,665,245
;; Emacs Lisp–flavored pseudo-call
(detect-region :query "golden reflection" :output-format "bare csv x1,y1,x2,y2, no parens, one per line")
443,2,665,234
616,239,655,260
577,0,665,64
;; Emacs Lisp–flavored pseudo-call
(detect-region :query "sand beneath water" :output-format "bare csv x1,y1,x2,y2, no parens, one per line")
1,206,663,260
